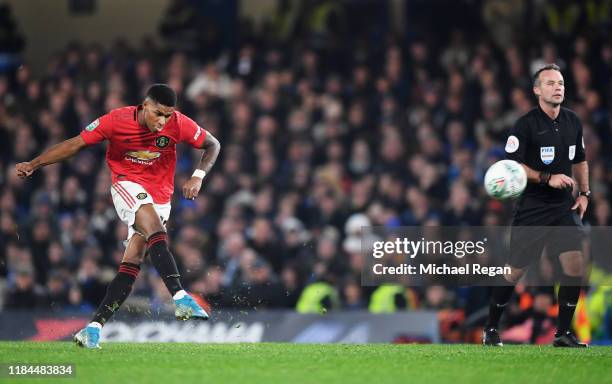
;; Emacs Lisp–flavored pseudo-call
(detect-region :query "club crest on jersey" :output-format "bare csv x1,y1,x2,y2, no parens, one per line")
136,193,148,200
156,136,170,148
505,135,519,153
85,119,100,131
540,146,555,165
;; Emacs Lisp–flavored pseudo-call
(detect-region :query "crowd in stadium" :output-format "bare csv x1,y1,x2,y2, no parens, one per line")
1,0,611,341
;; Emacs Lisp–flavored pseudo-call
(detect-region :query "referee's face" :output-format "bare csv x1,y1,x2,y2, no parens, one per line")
534,69,565,106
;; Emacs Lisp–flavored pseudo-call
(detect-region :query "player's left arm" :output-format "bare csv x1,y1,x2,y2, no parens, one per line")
182,131,221,200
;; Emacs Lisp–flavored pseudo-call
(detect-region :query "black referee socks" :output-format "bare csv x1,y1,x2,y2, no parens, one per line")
486,285,515,329
557,275,582,333
147,231,183,296
92,262,140,325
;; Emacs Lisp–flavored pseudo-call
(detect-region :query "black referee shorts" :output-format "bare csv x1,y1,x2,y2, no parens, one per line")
508,211,585,269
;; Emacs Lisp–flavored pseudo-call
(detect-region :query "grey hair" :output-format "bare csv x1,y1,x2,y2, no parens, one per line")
533,64,561,86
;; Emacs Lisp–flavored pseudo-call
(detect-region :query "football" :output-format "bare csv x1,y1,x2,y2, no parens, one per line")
484,160,527,200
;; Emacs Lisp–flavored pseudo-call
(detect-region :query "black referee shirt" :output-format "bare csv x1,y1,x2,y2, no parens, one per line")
504,106,585,224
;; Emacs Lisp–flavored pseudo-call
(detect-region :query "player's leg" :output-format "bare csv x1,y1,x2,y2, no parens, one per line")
74,235,146,348
550,214,587,347
484,225,544,346
92,235,146,325
134,203,209,320
554,249,587,347
557,249,583,331
487,265,525,327
483,265,525,346
134,203,183,295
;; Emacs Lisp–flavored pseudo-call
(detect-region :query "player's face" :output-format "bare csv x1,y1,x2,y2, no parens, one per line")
534,70,565,106
142,99,175,132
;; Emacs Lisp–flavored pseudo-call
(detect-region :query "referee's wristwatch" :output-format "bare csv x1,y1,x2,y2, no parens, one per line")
578,190,592,200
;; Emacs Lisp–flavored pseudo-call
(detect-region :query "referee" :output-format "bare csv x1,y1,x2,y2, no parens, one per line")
483,64,590,348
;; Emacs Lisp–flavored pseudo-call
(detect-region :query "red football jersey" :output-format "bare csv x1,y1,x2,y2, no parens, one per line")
80,106,206,204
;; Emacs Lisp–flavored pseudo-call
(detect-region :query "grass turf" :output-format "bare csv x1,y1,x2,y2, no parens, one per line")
0,342,611,384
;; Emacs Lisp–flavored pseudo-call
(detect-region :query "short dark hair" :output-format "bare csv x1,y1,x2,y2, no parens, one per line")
533,64,561,86
145,83,177,107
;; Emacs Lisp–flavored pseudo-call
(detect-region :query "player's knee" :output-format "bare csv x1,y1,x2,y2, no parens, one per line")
503,274,519,284
142,224,166,239
503,266,524,284
559,251,584,277
122,252,145,265
562,265,583,277
123,233,148,265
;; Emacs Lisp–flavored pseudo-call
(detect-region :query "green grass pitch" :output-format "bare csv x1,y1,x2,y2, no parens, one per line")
1,342,611,384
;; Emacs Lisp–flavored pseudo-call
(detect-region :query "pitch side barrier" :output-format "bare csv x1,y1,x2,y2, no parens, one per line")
361,226,612,286
0,310,439,343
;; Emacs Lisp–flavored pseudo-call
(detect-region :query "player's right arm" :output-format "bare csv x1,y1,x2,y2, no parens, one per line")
16,114,112,179
15,135,88,178
505,117,573,190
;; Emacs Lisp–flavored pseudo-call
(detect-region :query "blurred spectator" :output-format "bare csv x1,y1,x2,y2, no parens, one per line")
234,256,287,308
76,256,107,308
43,270,69,311
4,264,46,309
342,278,366,310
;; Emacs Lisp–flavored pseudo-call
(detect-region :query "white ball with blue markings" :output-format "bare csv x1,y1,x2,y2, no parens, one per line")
484,160,527,200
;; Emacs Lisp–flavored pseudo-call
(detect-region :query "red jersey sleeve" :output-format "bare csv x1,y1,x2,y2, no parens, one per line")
177,112,207,148
80,113,114,145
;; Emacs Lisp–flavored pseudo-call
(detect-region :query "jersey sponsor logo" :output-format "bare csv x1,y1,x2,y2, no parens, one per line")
540,146,555,165
505,135,519,153
194,126,203,142
569,145,576,160
125,150,161,164
155,136,171,148
85,119,100,131
136,192,148,200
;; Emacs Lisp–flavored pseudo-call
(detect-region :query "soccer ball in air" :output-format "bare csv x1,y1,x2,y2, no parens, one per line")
484,160,527,200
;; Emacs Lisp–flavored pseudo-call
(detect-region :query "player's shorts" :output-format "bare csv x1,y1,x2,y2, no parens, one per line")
508,211,585,269
110,180,171,242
